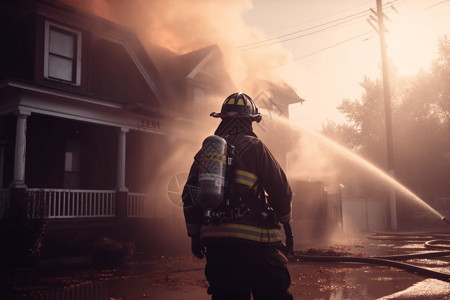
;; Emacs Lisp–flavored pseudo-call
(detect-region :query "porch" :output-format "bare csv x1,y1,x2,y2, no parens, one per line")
0,187,189,266
0,110,193,267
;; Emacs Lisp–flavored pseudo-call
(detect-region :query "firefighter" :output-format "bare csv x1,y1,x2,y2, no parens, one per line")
182,92,293,300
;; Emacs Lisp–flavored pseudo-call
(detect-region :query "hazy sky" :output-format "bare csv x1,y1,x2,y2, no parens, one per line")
65,0,450,131
242,0,450,130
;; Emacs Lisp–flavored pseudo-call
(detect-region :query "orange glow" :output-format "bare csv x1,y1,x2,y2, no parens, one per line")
58,0,115,22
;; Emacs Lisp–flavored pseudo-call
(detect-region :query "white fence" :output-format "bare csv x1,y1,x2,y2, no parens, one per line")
26,189,116,219
127,192,159,218
6,189,159,219
0,189,10,219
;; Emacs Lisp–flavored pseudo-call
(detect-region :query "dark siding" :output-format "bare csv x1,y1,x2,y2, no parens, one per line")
91,38,159,106
0,10,36,81
81,124,116,189
26,115,66,188
25,115,117,189
126,131,168,192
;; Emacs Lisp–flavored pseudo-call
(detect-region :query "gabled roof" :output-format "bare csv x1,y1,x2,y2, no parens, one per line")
256,80,305,105
144,43,180,73
155,45,218,78
177,45,220,79
155,44,235,98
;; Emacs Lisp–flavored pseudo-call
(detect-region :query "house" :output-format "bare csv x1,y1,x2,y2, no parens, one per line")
0,0,236,264
0,0,307,266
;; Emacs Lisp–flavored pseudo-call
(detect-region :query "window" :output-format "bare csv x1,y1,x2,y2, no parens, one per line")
44,22,81,85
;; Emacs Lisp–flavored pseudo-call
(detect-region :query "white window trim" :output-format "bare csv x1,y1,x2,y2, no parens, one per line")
44,21,82,85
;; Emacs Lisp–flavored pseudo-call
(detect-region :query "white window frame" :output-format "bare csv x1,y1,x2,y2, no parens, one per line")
44,21,82,85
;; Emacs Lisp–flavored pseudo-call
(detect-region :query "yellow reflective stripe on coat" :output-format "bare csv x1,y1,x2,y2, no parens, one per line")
201,223,282,243
235,170,257,187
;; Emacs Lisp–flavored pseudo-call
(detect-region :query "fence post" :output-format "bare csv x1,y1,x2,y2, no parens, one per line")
9,187,27,219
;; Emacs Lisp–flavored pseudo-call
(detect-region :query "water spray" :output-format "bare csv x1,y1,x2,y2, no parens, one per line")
442,216,450,226
273,115,447,222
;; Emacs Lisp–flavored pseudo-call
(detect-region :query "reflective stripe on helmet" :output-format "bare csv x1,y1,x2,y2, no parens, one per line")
226,97,235,105
201,223,282,243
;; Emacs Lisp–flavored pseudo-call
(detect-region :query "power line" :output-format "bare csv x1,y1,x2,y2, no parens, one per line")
422,0,450,11
237,0,402,52
239,14,370,51
278,0,437,64
290,31,372,62
237,9,370,50
242,0,448,65
263,0,374,36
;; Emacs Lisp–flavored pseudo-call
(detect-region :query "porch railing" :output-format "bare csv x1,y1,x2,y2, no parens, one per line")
0,189,10,219
127,192,158,218
26,189,116,219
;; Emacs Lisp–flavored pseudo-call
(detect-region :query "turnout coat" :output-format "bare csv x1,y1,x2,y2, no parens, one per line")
182,120,292,247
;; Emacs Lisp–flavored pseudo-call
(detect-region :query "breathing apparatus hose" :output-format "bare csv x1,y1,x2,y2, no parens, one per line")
292,231,450,283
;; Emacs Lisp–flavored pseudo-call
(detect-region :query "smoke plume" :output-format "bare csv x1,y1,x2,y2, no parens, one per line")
59,0,293,90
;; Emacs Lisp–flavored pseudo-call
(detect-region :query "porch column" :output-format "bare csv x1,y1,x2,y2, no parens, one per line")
11,111,30,188
116,127,128,192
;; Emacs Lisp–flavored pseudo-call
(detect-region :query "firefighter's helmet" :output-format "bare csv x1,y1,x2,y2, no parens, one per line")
210,92,262,123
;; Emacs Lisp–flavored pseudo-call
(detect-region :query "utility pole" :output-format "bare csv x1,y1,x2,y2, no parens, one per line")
370,0,397,230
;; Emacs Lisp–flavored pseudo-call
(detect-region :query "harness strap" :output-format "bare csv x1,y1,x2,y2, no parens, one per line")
205,137,277,226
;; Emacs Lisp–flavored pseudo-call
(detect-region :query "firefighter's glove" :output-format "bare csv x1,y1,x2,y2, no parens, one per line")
191,236,205,259
285,234,294,254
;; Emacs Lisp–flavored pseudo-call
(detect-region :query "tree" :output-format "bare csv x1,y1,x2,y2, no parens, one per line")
394,35,450,200
323,35,450,209
326,76,388,169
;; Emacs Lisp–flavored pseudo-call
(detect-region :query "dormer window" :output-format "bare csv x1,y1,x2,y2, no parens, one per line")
44,21,81,85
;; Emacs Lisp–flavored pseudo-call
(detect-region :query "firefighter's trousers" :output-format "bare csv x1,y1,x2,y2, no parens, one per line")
204,241,293,300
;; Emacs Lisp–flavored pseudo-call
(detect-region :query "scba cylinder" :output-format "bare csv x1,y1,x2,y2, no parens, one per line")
198,135,227,216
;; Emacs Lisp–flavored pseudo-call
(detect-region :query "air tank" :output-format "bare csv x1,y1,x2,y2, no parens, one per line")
198,135,227,213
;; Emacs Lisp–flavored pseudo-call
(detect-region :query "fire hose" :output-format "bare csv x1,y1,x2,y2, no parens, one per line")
290,228,450,283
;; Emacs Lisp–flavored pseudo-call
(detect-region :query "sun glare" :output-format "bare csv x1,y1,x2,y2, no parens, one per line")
386,12,439,76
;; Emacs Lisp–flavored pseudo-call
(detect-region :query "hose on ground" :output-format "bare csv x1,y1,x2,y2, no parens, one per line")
294,253,450,283
292,231,450,283
424,239,450,250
